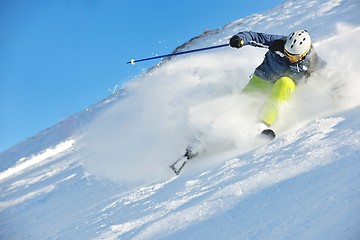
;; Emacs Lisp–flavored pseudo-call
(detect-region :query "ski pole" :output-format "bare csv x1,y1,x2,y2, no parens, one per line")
127,43,228,65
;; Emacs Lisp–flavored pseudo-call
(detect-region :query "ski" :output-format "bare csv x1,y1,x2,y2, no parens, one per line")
169,147,198,175
169,156,189,175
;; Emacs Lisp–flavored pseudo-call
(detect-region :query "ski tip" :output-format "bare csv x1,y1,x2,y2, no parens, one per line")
169,165,180,175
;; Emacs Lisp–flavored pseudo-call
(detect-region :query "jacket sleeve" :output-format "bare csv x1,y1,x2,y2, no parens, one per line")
235,31,286,48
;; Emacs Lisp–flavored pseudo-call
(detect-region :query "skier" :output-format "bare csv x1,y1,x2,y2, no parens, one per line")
229,30,327,138
171,30,327,174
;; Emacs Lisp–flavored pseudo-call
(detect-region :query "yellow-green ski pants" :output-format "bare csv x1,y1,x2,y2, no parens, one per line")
242,74,296,126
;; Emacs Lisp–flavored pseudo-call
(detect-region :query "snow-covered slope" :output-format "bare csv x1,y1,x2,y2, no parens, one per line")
1,0,360,239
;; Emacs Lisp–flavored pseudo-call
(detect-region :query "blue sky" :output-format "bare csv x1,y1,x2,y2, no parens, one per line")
0,0,284,152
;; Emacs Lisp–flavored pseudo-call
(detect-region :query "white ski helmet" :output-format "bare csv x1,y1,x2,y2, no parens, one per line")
284,30,312,55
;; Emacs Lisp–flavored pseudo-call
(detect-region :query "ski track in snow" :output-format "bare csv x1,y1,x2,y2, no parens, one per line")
1,0,360,239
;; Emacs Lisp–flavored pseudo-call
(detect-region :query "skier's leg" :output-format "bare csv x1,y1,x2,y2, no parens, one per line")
260,76,296,126
242,74,273,94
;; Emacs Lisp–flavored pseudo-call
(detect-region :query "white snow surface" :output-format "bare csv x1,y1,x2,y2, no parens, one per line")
1,0,360,239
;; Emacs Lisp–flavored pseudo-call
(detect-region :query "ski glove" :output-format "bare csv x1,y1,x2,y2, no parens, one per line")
229,35,244,48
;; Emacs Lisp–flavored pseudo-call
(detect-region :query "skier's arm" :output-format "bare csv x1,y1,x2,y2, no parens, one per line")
230,31,285,49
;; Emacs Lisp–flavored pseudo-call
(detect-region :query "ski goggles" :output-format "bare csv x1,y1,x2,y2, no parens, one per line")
284,49,307,63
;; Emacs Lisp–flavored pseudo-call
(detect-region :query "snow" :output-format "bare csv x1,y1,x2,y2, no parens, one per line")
1,0,360,239
0,139,75,182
